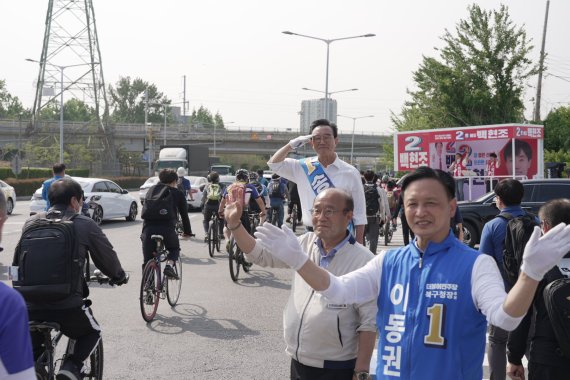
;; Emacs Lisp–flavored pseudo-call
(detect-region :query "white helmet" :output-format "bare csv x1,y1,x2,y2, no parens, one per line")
177,167,186,176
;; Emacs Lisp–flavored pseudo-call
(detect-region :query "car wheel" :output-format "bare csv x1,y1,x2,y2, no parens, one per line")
462,222,478,248
92,205,103,225
126,202,137,221
6,198,13,215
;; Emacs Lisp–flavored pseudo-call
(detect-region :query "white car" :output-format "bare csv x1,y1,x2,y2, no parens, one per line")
30,177,138,224
0,179,16,215
139,176,207,210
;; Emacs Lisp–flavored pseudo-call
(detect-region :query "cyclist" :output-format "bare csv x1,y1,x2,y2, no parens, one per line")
267,173,289,227
247,171,269,213
200,171,225,242
218,169,266,246
141,169,192,280
24,178,128,380
286,181,302,226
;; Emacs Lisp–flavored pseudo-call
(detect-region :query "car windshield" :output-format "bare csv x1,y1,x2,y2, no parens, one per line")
212,166,231,175
156,161,184,170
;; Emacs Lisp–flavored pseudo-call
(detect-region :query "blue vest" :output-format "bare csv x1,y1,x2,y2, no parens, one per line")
376,232,486,379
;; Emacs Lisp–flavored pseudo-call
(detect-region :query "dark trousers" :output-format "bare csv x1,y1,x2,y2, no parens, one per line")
365,215,380,254
486,179,498,193
290,359,354,380
30,305,100,364
288,199,302,222
529,360,570,380
401,214,414,245
141,224,180,263
202,203,223,235
488,324,508,380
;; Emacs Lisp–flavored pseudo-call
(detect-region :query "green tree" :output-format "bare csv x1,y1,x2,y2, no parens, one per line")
0,79,27,118
63,99,96,122
543,105,570,151
108,77,170,123
395,4,537,131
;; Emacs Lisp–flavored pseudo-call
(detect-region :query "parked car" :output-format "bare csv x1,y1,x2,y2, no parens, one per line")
139,176,207,211
458,179,570,247
0,179,16,215
30,177,138,224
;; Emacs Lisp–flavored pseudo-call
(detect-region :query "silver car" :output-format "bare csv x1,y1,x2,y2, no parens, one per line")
0,179,17,215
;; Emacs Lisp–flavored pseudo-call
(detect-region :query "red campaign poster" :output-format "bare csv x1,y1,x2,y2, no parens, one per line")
394,125,543,199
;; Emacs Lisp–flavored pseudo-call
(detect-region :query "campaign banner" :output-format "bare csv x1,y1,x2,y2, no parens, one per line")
394,124,544,199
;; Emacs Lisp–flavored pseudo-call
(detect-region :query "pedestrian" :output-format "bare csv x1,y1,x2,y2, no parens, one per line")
257,169,269,187
0,190,35,380
448,152,467,201
479,178,538,380
225,188,377,380
363,170,390,254
252,167,570,380
286,181,302,226
393,194,414,245
267,173,289,227
42,163,66,210
507,198,570,380
267,119,366,243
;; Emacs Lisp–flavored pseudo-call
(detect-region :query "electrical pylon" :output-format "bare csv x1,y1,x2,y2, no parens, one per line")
29,0,117,174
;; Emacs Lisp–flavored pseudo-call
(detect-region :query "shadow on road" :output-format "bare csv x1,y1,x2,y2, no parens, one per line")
145,303,260,340
232,269,291,290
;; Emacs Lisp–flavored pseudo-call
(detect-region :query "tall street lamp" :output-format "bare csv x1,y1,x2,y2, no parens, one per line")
26,58,97,163
302,87,358,96
338,114,374,164
283,31,375,118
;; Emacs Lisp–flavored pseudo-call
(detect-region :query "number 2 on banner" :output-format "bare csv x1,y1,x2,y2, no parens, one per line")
424,303,446,348
404,136,422,151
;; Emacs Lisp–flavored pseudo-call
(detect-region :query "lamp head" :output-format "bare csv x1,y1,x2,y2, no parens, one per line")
364,34,376,37
282,31,294,35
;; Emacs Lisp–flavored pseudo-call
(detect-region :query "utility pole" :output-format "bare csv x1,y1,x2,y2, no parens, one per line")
534,0,550,122
182,75,188,117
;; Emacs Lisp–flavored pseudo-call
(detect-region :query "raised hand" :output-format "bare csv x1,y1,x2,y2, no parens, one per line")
288,134,313,150
254,223,308,270
520,223,570,281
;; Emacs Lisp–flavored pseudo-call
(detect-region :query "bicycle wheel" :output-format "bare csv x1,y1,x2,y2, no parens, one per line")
166,259,182,306
291,207,298,233
208,222,215,257
384,221,390,246
214,220,221,252
139,261,160,322
241,250,251,273
228,238,240,282
271,209,279,226
83,338,104,379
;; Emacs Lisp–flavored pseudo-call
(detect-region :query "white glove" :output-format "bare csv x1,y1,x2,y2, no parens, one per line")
254,222,309,270
288,134,313,150
520,223,570,281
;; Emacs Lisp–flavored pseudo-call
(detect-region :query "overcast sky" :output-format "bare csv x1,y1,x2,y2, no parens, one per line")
1,0,568,135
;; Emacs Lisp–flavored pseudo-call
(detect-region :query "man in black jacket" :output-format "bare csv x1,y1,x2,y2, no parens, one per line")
26,178,128,380
507,198,570,380
141,169,192,279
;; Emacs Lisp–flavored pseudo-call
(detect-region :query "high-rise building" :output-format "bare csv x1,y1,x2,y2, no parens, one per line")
299,98,338,133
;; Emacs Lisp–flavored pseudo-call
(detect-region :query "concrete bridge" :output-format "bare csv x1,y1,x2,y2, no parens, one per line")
0,119,391,163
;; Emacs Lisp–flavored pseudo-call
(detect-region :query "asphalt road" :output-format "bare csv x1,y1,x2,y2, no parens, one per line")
0,196,509,379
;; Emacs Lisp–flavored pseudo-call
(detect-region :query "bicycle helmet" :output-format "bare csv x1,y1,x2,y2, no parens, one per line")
381,175,389,183
248,172,259,182
177,167,186,177
235,169,249,182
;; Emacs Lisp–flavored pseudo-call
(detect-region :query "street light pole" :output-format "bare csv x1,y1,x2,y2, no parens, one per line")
337,114,374,164
302,87,358,96
283,31,375,119
25,58,97,163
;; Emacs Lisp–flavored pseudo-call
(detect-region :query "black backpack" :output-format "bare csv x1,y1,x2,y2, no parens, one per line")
543,262,570,358
12,213,81,303
501,212,539,286
269,181,283,199
142,184,177,221
364,183,380,216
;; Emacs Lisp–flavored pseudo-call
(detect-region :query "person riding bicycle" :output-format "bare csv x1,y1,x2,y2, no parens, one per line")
141,169,192,281
267,173,289,227
200,171,225,242
247,171,269,213
23,178,128,380
218,169,266,245
286,181,302,226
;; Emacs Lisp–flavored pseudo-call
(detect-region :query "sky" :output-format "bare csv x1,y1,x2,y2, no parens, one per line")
1,0,569,136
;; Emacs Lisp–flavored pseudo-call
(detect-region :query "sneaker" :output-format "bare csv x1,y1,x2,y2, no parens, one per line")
57,359,81,380
163,264,179,280
204,236,209,243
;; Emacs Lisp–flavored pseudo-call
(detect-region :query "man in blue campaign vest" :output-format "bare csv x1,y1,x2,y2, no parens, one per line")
252,167,570,380
267,119,366,243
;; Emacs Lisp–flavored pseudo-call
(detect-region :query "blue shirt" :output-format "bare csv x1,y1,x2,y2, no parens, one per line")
376,232,486,379
0,283,34,378
316,232,353,269
42,175,64,210
479,205,525,285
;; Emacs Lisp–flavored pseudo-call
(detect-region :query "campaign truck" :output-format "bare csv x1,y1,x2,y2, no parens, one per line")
155,145,210,177
394,124,544,200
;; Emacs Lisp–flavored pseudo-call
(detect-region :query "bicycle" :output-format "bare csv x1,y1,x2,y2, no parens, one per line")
206,213,222,257
268,206,280,226
30,272,115,380
290,203,299,232
228,236,251,282
139,235,183,322
380,218,394,245
248,211,261,235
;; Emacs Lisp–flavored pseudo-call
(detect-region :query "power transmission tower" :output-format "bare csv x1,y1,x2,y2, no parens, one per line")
29,0,117,174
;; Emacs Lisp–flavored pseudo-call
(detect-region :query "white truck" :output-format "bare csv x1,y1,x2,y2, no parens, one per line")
154,145,210,177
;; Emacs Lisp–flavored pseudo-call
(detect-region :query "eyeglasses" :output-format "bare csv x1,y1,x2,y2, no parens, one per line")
311,135,334,144
309,208,348,218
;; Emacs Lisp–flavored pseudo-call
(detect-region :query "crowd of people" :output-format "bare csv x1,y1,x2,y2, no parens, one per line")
1,118,569,380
